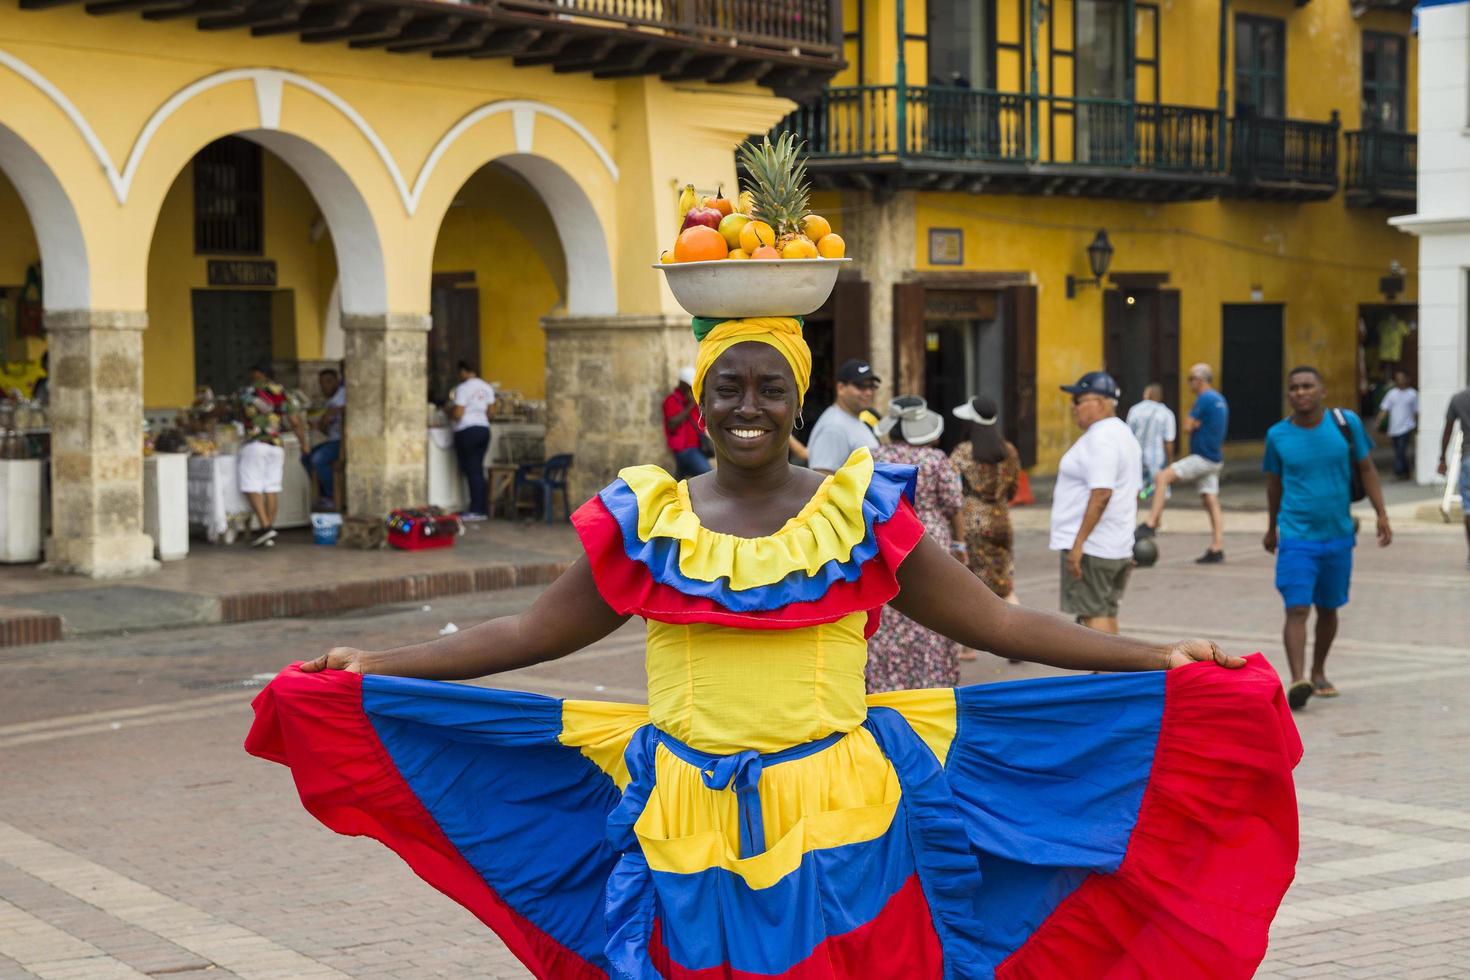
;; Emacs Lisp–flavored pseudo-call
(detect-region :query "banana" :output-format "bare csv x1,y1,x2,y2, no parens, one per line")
677,183,698,224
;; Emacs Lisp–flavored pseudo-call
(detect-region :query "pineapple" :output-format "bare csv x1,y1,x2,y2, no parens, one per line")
737,133,812,253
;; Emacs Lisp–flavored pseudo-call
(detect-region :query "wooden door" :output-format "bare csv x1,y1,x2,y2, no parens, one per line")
1104,287,1181,418
1221,303,1283,441
428,273,480,404
191,289,273,397
1004,284,1038,467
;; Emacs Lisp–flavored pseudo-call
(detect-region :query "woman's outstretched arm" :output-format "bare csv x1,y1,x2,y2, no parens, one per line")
301,557,629,680
889,535,1243,672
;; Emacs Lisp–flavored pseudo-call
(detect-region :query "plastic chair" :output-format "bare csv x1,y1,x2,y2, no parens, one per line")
513,453,574,523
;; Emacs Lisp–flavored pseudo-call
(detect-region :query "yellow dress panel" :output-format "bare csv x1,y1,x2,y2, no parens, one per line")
644,612,871,755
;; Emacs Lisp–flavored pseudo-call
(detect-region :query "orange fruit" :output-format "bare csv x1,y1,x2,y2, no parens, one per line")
706,189,734,217
801,214,832,241
739,220,775,254
674,224,728,262
816,233,846,258
726,248,751,260
781,236,818,259
750,244,779,260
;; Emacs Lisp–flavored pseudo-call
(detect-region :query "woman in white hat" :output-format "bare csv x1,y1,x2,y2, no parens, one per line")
865,396,965,691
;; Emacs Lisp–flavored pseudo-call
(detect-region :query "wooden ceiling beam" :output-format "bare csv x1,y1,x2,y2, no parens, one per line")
303,5,411,42
376,13,461,50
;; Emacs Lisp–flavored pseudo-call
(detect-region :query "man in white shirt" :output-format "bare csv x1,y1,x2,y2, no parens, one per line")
1125,382,1176,498
1050,371,1142,634
445,360,496,521
1375,369,1418,480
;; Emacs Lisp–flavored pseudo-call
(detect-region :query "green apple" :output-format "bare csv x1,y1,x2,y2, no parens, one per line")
718,212,752,250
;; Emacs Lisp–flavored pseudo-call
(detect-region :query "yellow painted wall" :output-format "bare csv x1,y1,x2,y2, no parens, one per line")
432,164,565,399
0,169,45,386
144,149,334,408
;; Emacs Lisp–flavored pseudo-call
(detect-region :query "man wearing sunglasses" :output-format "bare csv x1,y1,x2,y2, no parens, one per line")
1050,372,1143,634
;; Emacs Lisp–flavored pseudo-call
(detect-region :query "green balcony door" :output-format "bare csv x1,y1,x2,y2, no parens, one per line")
1075,0,1129,164
1362,31,1407,132
927,0,992,89
1234,16,1285,120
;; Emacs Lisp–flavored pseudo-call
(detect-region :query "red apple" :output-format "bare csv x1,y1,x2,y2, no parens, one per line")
680,206,722,232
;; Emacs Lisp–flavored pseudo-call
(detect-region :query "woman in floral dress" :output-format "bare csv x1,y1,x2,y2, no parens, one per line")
951,395,1022,606
865,396,964,692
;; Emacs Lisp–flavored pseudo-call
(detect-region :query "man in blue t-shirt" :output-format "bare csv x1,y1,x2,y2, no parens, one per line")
1137,364,1229,563
1264,366,1392,711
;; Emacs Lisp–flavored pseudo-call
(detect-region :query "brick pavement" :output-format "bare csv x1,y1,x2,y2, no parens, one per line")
0,521,1466,978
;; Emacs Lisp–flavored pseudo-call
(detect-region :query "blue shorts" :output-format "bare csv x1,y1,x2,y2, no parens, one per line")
1275,535,1354,610
1460,455,1470,511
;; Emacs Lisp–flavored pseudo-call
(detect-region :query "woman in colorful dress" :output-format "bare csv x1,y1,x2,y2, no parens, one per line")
248,315,1301,980
867,396,965,691
951,395,1022,606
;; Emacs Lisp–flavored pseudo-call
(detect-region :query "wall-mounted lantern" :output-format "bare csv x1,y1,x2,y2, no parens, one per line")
1066,230,1114,299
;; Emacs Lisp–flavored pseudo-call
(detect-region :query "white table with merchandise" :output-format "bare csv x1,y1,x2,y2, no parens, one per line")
187,434,312,543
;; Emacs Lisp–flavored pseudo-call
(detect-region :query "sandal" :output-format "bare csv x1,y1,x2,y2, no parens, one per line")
1287,680,1314,710
1312,681,1340,698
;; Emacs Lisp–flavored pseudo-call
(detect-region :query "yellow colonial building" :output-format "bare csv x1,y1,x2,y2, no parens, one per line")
0,2,839,575
780,0,1418,470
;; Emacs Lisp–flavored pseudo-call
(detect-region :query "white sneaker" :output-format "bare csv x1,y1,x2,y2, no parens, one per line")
460,512,489,523
252,528,278,547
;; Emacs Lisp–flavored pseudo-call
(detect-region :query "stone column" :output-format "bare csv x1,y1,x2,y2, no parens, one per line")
543,313,695,504
342,313,429,516
844,189,917,406
44,310,158,578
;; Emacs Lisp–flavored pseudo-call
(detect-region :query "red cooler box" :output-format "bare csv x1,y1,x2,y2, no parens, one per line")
386,509,462,551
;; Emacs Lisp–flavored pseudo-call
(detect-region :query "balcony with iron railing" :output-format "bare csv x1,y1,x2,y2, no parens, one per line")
1226,114,1341,200
20,0,844,91
1344,128,1417,210
772,84,1233,201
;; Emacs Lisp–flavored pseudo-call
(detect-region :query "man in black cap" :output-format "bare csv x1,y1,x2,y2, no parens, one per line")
806,358,881,473
1049,371,1142,633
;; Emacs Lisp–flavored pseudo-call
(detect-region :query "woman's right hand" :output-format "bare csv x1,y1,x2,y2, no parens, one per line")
299,647,372,674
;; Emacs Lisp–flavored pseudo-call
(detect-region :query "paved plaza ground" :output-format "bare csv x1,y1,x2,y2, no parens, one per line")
0,500,1467,978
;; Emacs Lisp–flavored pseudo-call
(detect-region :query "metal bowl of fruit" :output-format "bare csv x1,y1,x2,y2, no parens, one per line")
654,257,851,319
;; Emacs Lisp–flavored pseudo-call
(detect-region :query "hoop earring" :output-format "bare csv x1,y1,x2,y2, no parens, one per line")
794,411,806,431
697,418,708,434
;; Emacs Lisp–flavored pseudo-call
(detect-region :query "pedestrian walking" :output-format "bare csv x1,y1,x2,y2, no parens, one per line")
1436,383,1470,566
662,366,712,479
1138,363,1229,563
1375,369,1418,480
950,395,1021,604
1126,382,1176,500
805,358,880,473
237,365,306,548
866,396,963,692
305,368,345,510
1051,371,1141,634
446,360,494,522
1264,366,1392,710
254,316,1300,978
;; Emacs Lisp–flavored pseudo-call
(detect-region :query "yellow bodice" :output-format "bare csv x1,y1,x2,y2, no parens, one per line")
645,612,870,754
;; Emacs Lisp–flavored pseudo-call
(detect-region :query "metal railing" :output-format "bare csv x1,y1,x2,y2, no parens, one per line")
1345,129,1417,197
1229,115,1340,186
498,0,841,54
775,85,1221,173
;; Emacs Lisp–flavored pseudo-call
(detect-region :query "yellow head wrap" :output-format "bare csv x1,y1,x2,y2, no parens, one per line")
691,316,812,403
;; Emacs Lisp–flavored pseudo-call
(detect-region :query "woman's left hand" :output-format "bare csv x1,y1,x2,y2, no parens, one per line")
1164,638,1246,670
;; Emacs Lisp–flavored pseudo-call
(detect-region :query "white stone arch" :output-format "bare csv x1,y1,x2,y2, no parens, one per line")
0,122,89,310
494,153,614,316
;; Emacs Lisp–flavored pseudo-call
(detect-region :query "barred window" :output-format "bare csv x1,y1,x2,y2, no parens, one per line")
194,136,263,255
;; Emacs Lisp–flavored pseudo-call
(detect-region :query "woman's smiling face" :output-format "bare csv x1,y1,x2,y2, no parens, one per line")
699,342,799,469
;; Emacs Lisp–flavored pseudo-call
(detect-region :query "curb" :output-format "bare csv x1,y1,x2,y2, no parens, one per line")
0,560,572,650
